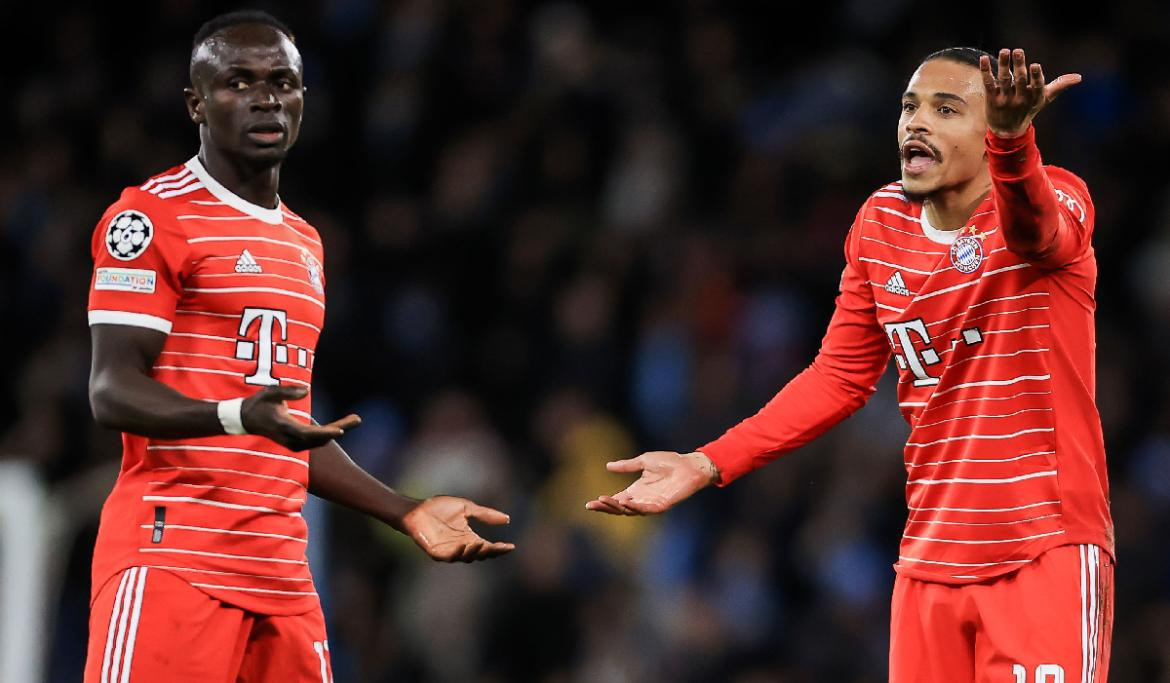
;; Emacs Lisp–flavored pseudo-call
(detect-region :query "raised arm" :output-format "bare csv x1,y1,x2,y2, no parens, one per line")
587,221,891,515
982,48,1094,267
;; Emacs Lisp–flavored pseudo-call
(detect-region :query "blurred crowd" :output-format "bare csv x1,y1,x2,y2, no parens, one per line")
3,0,1170,681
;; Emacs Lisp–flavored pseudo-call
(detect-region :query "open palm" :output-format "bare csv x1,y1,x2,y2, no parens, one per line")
981,48,1081,137
586,451,718,515
402,495,515,562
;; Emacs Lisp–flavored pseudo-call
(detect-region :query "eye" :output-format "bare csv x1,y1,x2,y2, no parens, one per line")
901,101,917,114
276,79,295,91
938,105,957,115
228,79,248,91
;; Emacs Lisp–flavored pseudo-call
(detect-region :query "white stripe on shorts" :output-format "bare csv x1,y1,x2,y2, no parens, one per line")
100,570,133,683
101,567,148,683
119,567,149,683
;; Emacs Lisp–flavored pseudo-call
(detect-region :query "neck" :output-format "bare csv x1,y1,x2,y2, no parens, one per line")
922,172,991,231
197,142,281,210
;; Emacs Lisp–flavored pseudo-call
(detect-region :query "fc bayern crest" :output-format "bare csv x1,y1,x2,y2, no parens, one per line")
301,249,324,293
949,232,984,274
105,210,154,261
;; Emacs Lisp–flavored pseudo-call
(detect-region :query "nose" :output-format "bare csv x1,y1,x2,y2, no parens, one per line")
249,84,282,112
905,108,929,135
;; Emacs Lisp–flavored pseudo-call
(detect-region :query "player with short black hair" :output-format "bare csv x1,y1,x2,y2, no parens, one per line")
191,9,294,49
590,47,1114,682
83,12,514,681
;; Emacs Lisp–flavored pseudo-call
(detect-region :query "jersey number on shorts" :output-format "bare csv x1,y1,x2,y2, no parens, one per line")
1013,663,1065,683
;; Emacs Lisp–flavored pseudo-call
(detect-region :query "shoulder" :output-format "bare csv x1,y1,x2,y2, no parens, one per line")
850,180,921,232
100,163,203,226
857,181,921,217
1043,164,1093,223
1043,164,1091,200
93,163,198,258
867,181,914,205
278,203,325,253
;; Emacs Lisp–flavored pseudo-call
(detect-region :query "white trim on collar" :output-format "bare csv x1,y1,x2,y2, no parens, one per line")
919,206,960,245
184,156,284,225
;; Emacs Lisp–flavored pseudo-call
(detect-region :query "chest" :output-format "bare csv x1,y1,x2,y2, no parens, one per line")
861,208,1049,385
181,227,326,328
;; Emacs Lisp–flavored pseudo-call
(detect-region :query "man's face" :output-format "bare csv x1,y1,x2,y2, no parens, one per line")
186,24,304,165
898,59,988,197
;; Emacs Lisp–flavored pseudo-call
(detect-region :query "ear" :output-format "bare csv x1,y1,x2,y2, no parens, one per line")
183,87,204,125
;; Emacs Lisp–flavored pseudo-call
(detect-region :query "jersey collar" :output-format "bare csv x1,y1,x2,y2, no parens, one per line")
918,195,995,245
184,156,285,225
918,206,960,245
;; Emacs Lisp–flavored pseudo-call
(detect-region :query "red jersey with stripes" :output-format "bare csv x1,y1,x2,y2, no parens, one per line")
701,128,1113,584
87,157,326,615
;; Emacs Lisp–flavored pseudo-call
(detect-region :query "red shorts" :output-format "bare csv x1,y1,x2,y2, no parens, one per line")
84,566,333,682
890,544,1112,683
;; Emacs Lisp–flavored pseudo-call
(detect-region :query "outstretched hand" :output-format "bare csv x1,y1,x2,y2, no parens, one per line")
402,495,516,562
981,48,1081,138
585,450,719,516
242,386,361,451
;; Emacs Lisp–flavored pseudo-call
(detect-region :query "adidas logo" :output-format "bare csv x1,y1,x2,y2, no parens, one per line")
884,271,911,296
234,249,262,274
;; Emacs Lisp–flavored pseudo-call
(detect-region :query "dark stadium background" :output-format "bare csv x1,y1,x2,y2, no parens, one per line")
1,0,1167,681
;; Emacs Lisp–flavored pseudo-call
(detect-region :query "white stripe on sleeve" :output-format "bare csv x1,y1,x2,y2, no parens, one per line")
89,311,173,334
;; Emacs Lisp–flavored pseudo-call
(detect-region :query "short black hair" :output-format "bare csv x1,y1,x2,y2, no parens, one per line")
921,46,993,70
192,9,294,49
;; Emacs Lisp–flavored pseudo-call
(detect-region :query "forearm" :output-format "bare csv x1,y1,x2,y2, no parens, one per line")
89,367,224,438
701,360,875,485
987,126,1065,259
308,440,419,532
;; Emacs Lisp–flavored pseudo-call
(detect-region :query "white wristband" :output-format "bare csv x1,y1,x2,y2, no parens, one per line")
217,398,247,435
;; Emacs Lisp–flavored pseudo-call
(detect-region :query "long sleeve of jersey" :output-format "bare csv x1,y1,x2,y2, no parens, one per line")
699,219,892,485
987,125,1095,268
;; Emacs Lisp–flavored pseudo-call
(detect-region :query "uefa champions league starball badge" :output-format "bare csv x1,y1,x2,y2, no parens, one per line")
105,210,154,260
949,226,985,274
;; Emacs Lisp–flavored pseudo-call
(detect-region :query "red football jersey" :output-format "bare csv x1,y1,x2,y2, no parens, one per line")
88,157,327,615
702,128,1113,583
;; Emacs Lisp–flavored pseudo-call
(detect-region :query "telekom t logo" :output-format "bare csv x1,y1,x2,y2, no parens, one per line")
236,307,288,386
884,318,941,387
884,317,984,387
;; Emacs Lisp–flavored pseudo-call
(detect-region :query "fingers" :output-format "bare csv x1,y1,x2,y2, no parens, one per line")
458,540,485,562
1028,63,1045,92
258,385,309,403
605,456,645,473
429,538,516,563
979,54,996,91
322,413,361,433
585,498,628,515
613,492,667,515
456,540,516,562
585,495,638,515
281,422,346,450
997,48,1012,85
1045,73,1082,100
466,504,511,526
1012,48,1028,94
478,541,517,558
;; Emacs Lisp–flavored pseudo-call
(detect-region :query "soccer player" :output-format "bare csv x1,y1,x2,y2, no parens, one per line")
83,11,514,682
588,47,1113,682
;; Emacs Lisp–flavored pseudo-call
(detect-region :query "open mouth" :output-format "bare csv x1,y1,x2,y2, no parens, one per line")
246,122,286,146
901,139,939,175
